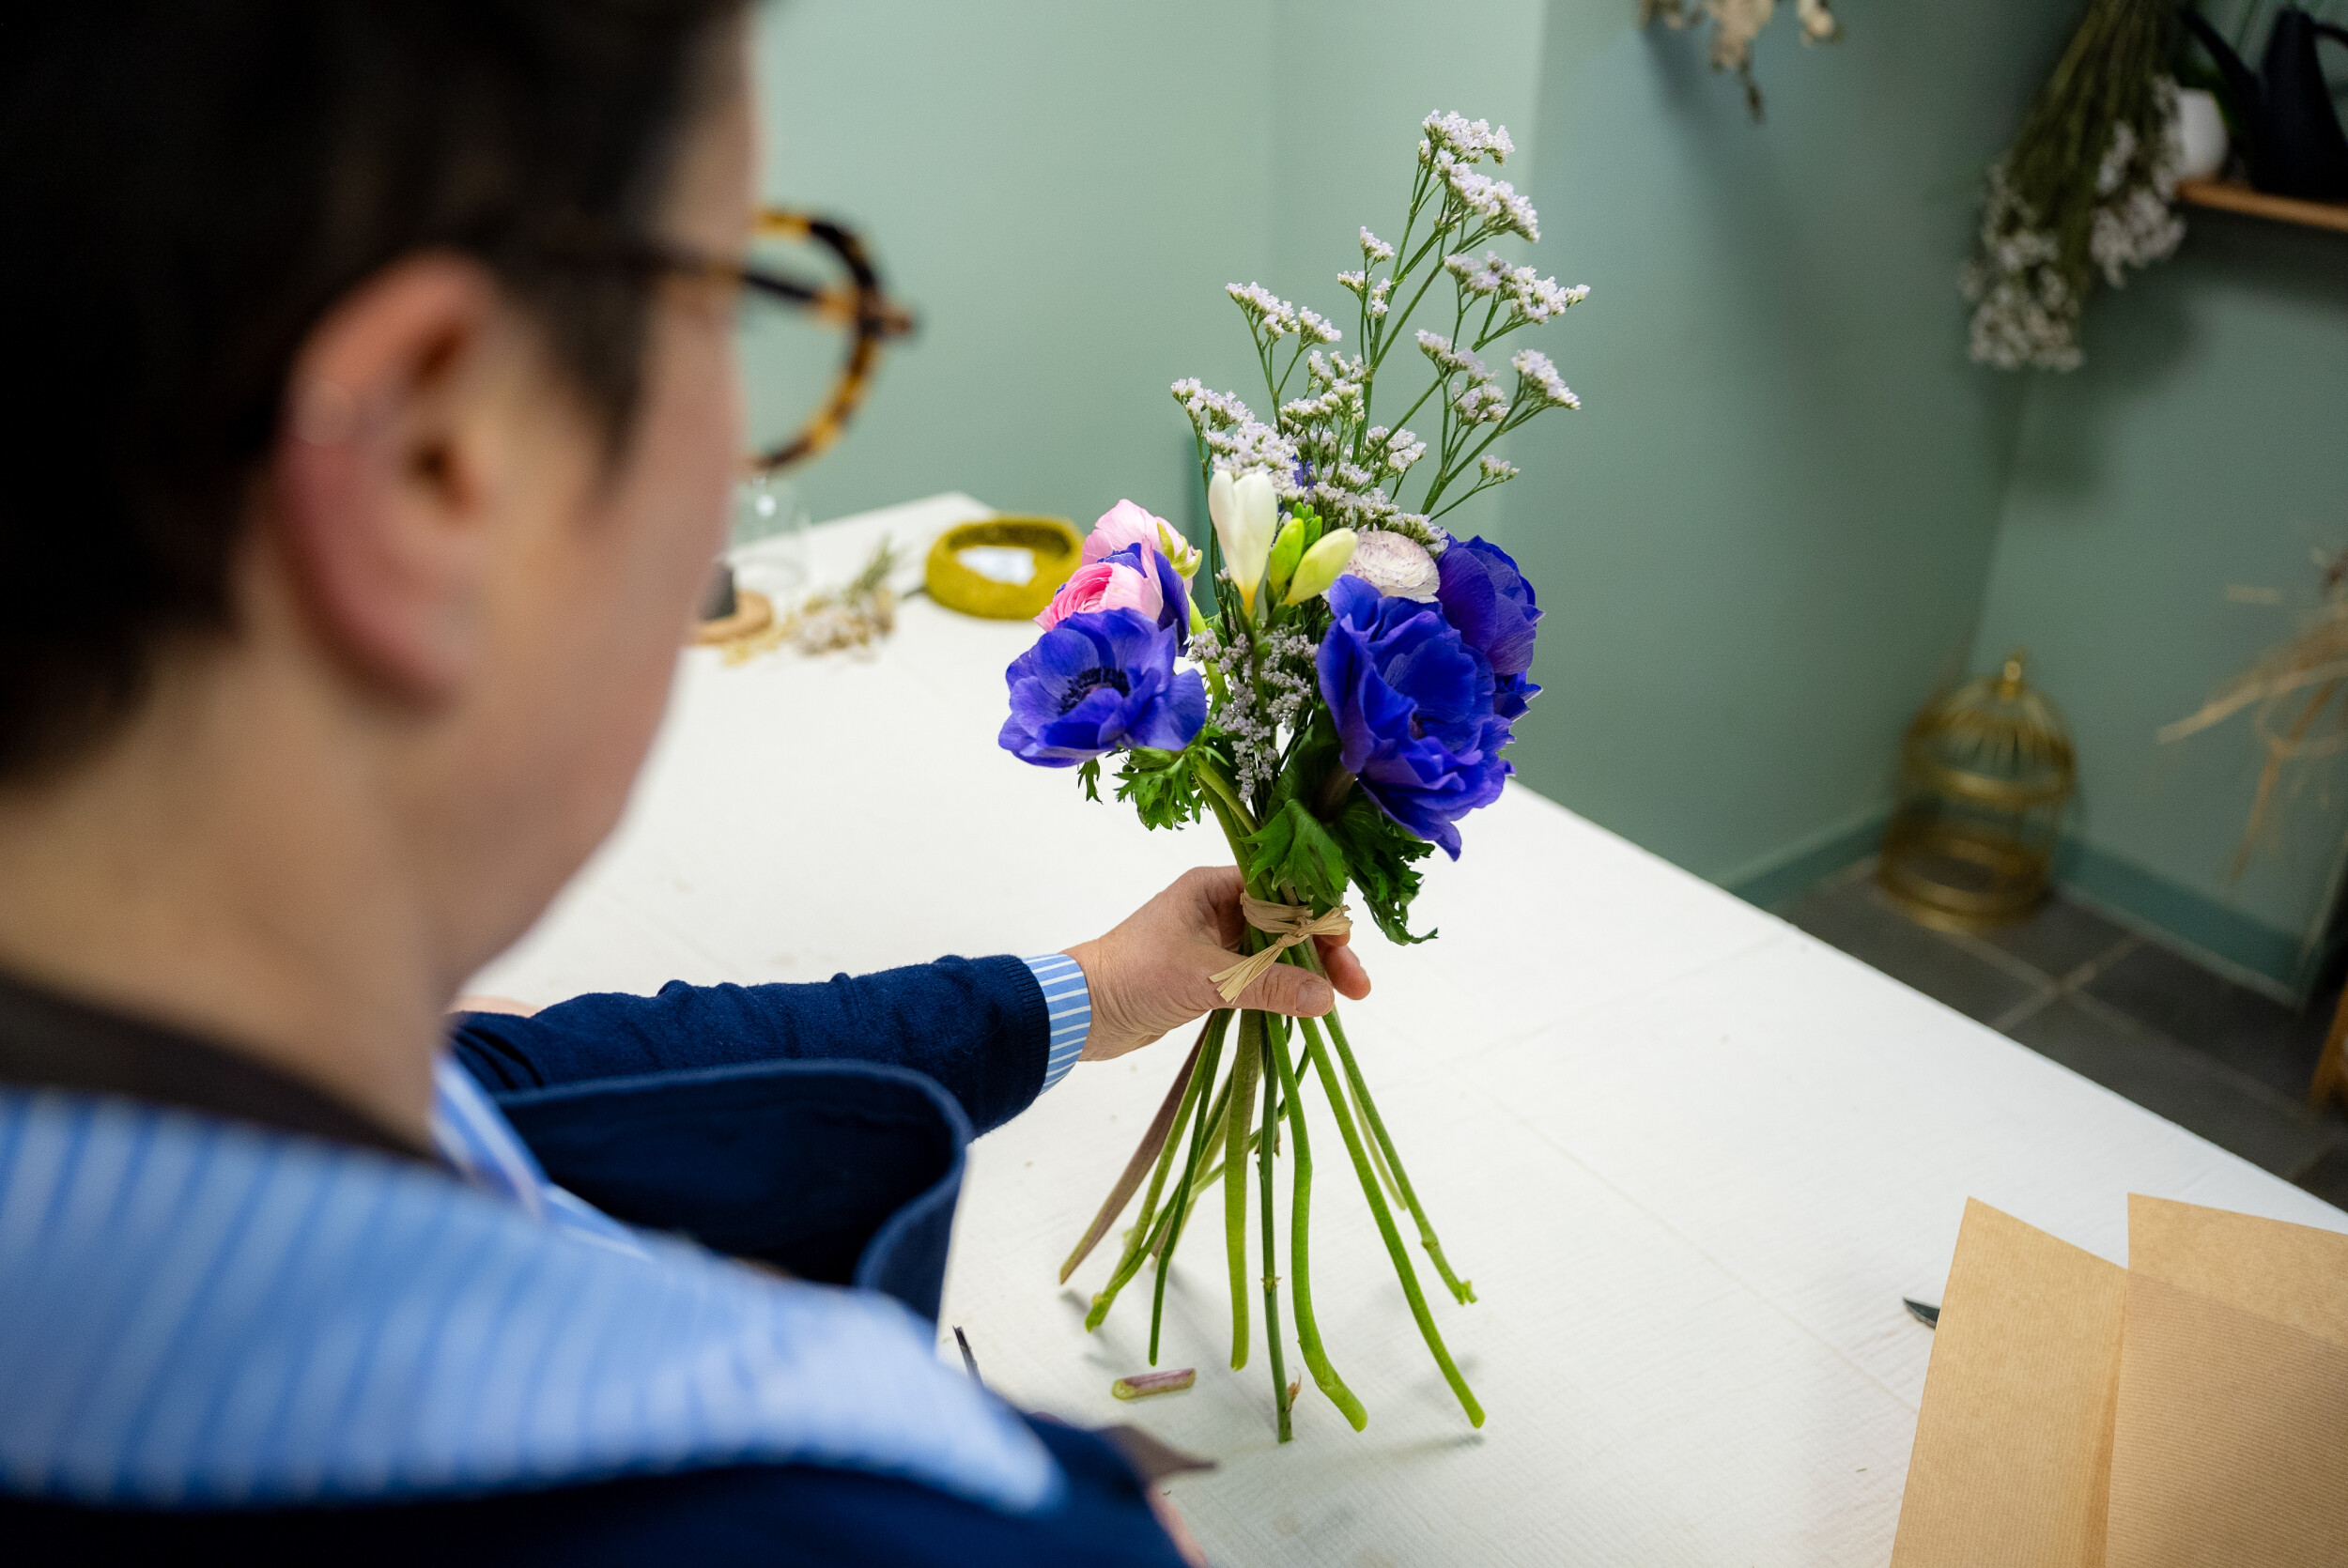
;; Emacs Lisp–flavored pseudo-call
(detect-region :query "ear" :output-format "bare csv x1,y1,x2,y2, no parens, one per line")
270,254,520,699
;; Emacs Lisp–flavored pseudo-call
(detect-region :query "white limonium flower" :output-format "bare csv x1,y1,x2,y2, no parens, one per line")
1295,306,1342,346
1444,251,1507,297
1455,380,1509,424
1227,283,1301,339
1345,528,1443,602
1427,152,1541,242
1359,226,1397,263
1420,111,1514,164
1478,455,1520,484
1510,348,1580,410
1414,330,1488,379
1208,469,1278,614
1170,377,1252,431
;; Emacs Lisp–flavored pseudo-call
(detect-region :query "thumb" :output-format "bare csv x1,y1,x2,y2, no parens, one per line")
1233,960,1335,1019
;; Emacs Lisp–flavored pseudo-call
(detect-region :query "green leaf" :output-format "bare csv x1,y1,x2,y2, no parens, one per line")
1323,789,1437,945
1241,799,1350,913
1116,746,1205,832
1077,758,1102,803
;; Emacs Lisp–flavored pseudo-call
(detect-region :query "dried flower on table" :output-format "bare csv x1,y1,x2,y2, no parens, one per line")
721,536,901,664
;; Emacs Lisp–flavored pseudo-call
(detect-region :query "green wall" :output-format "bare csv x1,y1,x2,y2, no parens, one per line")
754,1,2348,988
1968,211,2348,984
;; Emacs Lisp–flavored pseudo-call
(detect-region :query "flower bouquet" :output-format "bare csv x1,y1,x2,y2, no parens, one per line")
998,112,1585,1440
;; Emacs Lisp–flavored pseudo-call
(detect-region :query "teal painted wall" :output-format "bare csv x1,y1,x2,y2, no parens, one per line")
1490,3,2069,887
1968,210,2348,979
751,1,1273,531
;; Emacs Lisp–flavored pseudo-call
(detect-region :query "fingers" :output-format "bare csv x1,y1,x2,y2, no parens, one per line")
1316,935,1372,1000
1232,958,1335,1019
1180,864,1247,948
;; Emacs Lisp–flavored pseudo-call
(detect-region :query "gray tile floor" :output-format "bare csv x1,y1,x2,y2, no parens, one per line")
1774,862,2348,1211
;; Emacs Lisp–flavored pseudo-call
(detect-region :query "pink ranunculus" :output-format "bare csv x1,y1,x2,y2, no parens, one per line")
1082,500,1171,565
1034,558,1165,631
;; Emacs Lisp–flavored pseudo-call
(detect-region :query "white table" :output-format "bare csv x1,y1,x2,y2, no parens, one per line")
472,495,2347,1567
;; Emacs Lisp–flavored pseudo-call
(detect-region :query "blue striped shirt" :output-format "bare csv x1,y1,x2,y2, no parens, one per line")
1018,954,1089,1094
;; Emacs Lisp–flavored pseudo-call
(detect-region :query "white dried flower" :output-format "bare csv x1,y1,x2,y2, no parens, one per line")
1171,378,1253,431
1296,306,1342,345
1227,282,1301,338
1478,455,1520,484
1359,226,1397,264
1415,330,1488,379
1455,380,1510,423
1509,348,1579,409
1964,78,2184,372
1420,111,1514,165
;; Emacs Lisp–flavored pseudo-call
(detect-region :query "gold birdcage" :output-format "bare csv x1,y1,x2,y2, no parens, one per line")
1878,650,2076,931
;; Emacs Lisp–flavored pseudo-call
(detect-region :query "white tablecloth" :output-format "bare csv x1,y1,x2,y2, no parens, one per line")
471,494,2346,1567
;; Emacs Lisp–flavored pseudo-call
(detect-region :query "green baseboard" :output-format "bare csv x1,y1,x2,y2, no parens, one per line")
1721,811,1890,911
1717,812,2313,1000
2052,838,2309,999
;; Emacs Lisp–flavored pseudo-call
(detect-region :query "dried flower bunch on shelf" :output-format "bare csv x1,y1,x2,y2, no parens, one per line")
1964,0,2187,371
996,111,1590,1439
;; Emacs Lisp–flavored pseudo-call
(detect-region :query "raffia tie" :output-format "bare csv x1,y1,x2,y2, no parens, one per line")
1209,897,1352,1004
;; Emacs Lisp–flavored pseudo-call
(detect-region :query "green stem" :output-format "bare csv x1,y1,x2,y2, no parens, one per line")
1256,1017,1292,1441
1224,1009,1262,1369
1192,1124,1263,1195
1147,1042,1232,1362
1266,1006,1367,1430
1320,999,1476,1307
1296,1013,1482,1426
1061,1017,1214,1284
1089,1017,1227,1331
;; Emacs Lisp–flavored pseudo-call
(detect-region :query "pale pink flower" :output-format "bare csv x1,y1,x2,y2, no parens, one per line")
1035,559,1164,631
1085,499,1202,580
1083,500,1169,564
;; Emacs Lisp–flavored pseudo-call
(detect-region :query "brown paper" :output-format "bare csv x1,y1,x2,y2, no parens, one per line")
2104,1197,2348,1568
1890,1199,2128,1568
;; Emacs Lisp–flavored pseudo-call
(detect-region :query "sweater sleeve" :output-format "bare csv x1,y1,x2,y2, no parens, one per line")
449,954,1057,1136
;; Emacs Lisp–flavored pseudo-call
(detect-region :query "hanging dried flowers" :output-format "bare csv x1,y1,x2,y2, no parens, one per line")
1639,0,1842,121
1963,0,2186,371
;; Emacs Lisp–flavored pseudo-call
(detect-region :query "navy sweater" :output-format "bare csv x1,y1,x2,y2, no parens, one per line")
4,957,1194,1568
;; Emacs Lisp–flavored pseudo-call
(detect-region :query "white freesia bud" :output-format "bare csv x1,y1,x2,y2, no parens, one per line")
1209,469,1277,613
1344,529,1441,601
1281,528,1358,606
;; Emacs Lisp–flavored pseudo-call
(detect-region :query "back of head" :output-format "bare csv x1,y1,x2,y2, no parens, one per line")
0,0,739,781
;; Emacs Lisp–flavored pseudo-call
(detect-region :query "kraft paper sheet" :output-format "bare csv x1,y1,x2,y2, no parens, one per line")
1892,1195,2348,1568
2104,1196,2348,1568
1889,1198,2127,1568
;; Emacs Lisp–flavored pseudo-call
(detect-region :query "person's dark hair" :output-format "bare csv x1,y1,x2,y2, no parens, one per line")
0,0,743,779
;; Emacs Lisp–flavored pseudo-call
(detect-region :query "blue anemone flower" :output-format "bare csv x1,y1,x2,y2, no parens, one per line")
999,608,1205,767
1316,576,1513,857
1434,535,1542,720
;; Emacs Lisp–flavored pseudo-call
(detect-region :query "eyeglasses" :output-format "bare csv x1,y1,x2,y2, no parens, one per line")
654,208,917,473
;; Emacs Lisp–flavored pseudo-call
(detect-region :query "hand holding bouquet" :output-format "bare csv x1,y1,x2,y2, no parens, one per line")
1000,112,1585,1440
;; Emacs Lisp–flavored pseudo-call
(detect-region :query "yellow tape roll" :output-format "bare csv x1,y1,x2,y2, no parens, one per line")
924,516,1085,620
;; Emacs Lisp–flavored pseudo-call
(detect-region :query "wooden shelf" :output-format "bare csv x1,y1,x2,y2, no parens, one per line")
2177,177,2348,234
